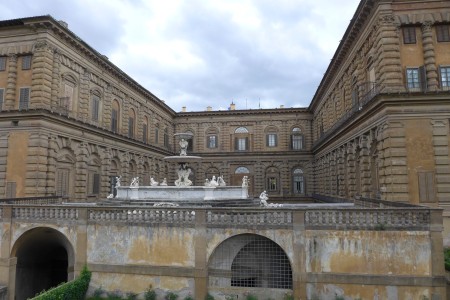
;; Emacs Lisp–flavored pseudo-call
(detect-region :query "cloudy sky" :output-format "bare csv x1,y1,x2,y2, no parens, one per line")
0,0,359,112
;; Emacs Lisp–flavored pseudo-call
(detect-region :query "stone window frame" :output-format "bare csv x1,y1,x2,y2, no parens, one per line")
111,99,121,133
290,127,304,150
234,127,250,151
293,168,305,194
90,89,102,123
436,24,450,42
128,107,136,139
439,65,450,90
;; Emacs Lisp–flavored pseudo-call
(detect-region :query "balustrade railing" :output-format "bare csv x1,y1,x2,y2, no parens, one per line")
0,204,435,231
0,196,65,205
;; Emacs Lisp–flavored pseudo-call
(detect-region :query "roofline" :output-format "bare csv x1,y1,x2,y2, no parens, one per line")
0,15,177,117
177,106,311,117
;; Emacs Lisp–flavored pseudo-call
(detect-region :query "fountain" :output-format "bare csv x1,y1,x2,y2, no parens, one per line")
111,133,254,207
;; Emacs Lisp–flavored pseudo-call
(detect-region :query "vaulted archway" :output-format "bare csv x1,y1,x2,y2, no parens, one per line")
11,227,75,300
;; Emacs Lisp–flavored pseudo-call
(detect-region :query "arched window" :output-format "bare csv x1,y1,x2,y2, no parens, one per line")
234,127,249,151
90,90,101,122
60,73,78,113
87,155,101,196
291,127,304,150
266,167,279,193
235,166,250,174
164,127,169,147
111,99,120,133
128,108,136,138
143,116,149,143
293,168,304,194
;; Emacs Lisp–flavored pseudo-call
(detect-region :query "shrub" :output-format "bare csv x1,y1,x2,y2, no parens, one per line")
445,248,450,271
165,292,179,300
283,293,294,300
144,286,157,300
245,295,258,300
126,291,138,300
184,295,194,300
106,290,122,300
31,265,91,300
205,293,215,300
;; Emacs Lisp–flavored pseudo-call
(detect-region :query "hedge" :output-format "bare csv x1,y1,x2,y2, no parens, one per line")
31,265,91,300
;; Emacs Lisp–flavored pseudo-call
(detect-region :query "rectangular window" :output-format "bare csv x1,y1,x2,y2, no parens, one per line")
22,55,32,70
402,27,416,44
418,171,436,202
436,24,450,42
155,128,159,144
268,177,277,191
0,56,6,71
56,169,70,196
143,124,148,143
128,117,135,138
236,137,248,151
91,95,100,121
406,68,420,90
207,135,217,148
291,135,304,150
266,134,277,147
0,89,4,111
5,181,16,198
111,109,118,133
88,172,100,195
164,133,169,147
440,66,450,90
19,87,30,110
110,176,118,197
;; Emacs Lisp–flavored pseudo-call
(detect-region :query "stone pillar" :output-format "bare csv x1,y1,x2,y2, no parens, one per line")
292,211,307,299
0,133,8,197
194,210,207,299
31,40,54,109
422,21,438,91
375,14,403,89
4,55,17,110
46,135,58,195
136,103,143,141
51,50,61,109
376,124,387,200
25,131,49,196
102,148,112,197
359,135,371,197
122,96,130,136
337,147,346,197
347,142,356,198
431,120,450,205
74,142,89,201
103,84,112,130
78,69,90,121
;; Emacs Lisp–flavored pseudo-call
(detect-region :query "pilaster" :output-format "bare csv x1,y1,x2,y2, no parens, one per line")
431,120,450,205
4,55,17,110
30,40,53,109
422,21,438,91
25,131,49,196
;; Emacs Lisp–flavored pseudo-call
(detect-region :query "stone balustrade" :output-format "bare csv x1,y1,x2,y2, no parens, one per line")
0,204,438,231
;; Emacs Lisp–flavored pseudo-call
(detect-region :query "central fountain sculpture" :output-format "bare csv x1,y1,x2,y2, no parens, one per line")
112,132,252,206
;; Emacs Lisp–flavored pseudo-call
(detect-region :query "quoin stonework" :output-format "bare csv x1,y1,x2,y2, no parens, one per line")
0,0,450,299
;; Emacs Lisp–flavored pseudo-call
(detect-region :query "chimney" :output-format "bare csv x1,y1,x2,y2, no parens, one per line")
182,106,186,112
229,102,236,110
206,106,212,111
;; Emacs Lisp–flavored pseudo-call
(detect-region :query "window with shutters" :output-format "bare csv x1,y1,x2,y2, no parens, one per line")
88,172,101,195
56,169,70,196
402,27,416,44
128,116,135,138
91,93,100,121
440,66,450,90
21,55,32,70
5,181,16,198
436,24,450,42
293,169,305,194
291,127,304,150
111,99,120,133
0,88,4,111
0,56,6,71
19,87,30,110
418,171,436,203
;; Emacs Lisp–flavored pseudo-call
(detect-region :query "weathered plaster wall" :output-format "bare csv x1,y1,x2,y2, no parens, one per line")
87,224,195,266
305,230,431,275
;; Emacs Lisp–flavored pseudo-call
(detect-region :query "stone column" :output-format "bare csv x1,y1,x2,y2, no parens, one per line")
103,84,112,130
25,131,49,196
431,120,450,205
376,124,387,200
122,96,130,136
359,135,371,197
194,210,207,299
74,142,89,201
422,21,438,91
4,55,17,110
337,147,346,197
51,50,61,109
78,69,90,121
31,40,54,109
375,14,403,90
347,142,356,198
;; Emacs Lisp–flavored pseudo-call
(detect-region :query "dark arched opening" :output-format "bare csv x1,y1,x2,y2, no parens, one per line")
13,227,73,300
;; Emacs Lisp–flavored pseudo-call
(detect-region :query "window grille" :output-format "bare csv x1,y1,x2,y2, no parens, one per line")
208,234,292,289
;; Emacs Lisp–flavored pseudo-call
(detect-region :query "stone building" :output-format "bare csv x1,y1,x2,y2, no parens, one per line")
0,0,449,298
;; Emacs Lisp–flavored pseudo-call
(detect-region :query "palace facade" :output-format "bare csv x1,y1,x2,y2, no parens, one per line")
0,2,449,230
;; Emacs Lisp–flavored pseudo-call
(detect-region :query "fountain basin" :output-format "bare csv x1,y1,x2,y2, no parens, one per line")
116,185,248,201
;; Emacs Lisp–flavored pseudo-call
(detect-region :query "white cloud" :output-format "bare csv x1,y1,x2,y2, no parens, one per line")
0,0,360,112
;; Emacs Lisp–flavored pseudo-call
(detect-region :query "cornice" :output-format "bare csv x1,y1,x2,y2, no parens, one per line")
177,107,311,118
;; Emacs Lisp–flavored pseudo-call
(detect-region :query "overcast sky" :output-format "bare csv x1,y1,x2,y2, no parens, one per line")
0,0,359,112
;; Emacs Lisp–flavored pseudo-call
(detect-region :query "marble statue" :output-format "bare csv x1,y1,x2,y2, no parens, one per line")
218,176,226,186
259,190,282,207
107,193,114,198
115,176,122,187
179,138,188,156
175,163,192,186
242,176,249,187
160,178,168,186
204,179,210,186
209,176,219,187
130,177,139,187
150,177,159,186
